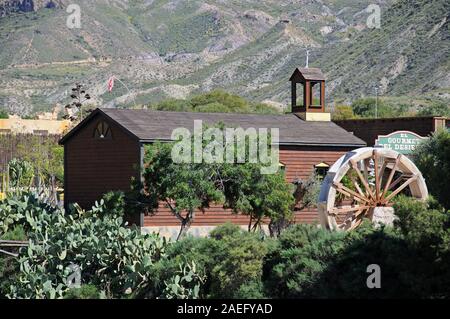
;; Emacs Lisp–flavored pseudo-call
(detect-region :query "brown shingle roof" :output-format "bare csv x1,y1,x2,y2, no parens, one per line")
89,108,365,146
289,67,326,81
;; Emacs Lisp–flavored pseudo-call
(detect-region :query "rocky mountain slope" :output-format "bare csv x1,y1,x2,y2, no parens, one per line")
0,0,448,116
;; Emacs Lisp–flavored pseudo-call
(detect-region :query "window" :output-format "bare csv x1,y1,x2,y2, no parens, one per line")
314,162,330,179
93,121,112,139
310,81,322,107
295,82,304,107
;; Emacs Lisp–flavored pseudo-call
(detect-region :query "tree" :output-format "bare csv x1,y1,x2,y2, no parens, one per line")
332,104,358,120
351,98,377,117
142,141,224,240
413,129,450,210
417,101,450,117
190,90,248,112
14,136,64,204
220,163,294,233
0,110,8,119
140,124,294,239
64,83,92,122
351,97,408,118
149,90,279,114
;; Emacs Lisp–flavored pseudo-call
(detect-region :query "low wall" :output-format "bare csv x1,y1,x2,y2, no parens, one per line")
141,225,270,240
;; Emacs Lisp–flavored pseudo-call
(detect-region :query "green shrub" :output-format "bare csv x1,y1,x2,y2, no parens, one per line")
312,224,414,298
2,190,450,299
1,191,208,299
209,223,242,240
162,223,268,299
262,203,450,299
0,192,166,299
0,110,8,119
0,225,27,298
138,236,215,299
351,97,408,118
64,285,103,299
332,104,358,120
7,158,34,189
235,280,265,299
263,224,346,298
209,226,268,298
0,192,59,235
160,261,205,299
150,90,279,115
101,191,126,217
393,195,450,251
417,101,450,117
413,130,450,210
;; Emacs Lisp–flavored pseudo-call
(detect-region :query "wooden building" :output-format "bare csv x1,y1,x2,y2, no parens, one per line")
0,118,70,135
60,68,365,235
334,116,448,147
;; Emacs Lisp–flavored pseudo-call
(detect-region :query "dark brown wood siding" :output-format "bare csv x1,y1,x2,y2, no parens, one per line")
64,113,140,210
143,145,353,227
334,117,438,146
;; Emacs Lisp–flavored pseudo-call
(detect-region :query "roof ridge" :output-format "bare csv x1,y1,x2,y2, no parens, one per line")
99,108,296,118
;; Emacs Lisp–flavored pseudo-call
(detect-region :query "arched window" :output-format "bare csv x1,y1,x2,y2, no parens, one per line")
93,121,112,139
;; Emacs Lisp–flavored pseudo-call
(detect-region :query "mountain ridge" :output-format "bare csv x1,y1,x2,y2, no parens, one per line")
0,0,448,116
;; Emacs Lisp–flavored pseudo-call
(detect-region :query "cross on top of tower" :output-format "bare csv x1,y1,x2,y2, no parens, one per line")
305,50,310,68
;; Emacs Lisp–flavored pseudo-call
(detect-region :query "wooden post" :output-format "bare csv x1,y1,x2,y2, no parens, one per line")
305,81,310,110
291,81,297,111
320,81,325,112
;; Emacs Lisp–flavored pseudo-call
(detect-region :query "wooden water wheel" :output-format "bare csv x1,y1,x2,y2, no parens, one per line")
318,147,428,231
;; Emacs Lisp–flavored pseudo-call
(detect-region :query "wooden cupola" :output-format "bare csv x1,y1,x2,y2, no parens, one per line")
289,67,330,121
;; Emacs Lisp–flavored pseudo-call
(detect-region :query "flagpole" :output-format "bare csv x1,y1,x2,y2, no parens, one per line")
109,76,138,109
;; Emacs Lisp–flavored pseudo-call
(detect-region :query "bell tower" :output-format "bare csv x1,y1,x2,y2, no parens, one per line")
289,67,331,121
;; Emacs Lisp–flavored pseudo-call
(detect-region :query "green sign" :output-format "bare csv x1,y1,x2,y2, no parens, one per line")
375,131,427,154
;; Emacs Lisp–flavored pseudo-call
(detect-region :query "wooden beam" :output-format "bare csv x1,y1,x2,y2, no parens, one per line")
348,216,364,231
378,159,388,191
291,81,297,109
353,179,366,199
380,154,401,200
384,175,418,203
305,81,311,110
350,159,375,202
341,208,367,231
333,181,370,203
330,205,370,215
349,173,366,198
363,158,370,184
320,81,325,112
374,150,380,201
388,173,413,191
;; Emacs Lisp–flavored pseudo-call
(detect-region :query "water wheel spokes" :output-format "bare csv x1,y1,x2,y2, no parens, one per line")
318,147,428,231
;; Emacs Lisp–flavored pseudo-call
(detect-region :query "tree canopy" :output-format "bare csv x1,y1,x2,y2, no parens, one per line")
414,129,450,210
140,123,294,239
149,90,280,114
